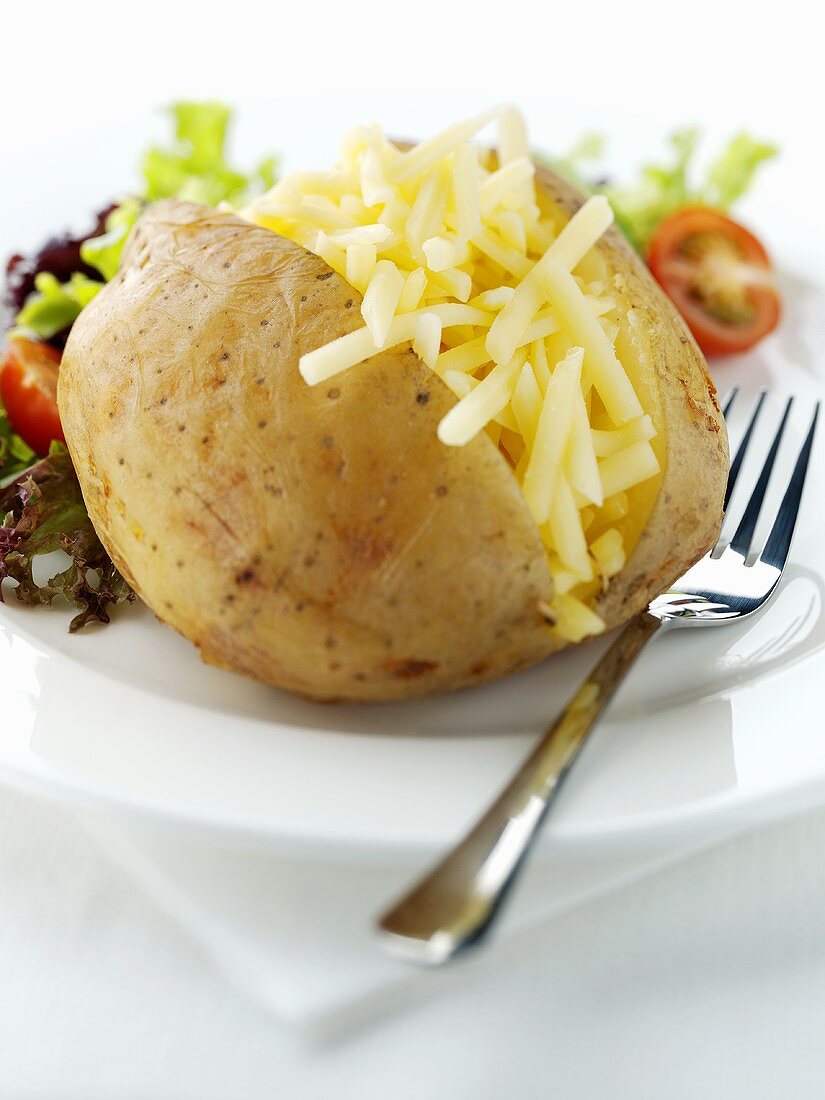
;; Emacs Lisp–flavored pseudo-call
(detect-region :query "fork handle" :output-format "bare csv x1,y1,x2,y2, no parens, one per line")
377,611,664,965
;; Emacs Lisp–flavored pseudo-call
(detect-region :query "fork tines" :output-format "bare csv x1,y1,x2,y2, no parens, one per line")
720,387,820,569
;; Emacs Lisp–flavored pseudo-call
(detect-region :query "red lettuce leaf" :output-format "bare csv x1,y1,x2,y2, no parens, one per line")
0,448,134,631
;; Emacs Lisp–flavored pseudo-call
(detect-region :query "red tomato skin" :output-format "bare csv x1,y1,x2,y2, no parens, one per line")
0,337,65,455
647,207,781,358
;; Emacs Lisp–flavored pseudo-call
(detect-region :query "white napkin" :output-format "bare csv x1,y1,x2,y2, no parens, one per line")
5,780,825,1100
77,798,748,1032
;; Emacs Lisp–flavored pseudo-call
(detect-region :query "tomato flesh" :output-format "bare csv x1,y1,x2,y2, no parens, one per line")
0,336,64,455
647,207,780,357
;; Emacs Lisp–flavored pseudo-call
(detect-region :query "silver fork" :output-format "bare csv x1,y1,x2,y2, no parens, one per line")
377,389,820,966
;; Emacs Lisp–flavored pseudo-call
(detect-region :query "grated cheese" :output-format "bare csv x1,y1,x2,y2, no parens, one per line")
243,106,661,641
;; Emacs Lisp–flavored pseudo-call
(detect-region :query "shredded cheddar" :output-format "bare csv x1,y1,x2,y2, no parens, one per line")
242,107,660,640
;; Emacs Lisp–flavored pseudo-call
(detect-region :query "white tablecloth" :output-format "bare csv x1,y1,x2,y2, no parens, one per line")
3,784,825,1099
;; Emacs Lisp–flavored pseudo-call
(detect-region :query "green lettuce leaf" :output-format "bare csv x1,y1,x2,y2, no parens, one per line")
0,405,36,482
141,101,278,207
13,271,103,340
700,133,779,210
13,102,279,339
605,127,700,252
80,198,143,282
0,447,134,630
543,127,778,254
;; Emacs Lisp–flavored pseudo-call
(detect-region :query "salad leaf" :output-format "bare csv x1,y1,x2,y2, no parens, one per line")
0,404,36,482
80,198,143,282
605,127,700,252
545,127,778,254
13,271,102,340
141,101,278,207
700,133,779,210
11,103,278,340
0,447,134,631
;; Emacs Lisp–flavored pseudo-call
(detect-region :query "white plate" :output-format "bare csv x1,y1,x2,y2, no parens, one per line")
2,102,824,862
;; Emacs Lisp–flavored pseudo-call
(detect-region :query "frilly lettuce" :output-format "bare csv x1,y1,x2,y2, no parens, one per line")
0,406,35,482
700,133,779,211
13,102,278,334
546,128,778,253
13,271,103,340
80,198,143,282
0,447,134,630
142,101,278,207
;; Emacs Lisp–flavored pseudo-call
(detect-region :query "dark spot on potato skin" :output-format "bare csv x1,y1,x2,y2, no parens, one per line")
235,568,256,585
386,658,439,680
316,271,334,280
435,485,448,497
470,659,491,677
416,391,430,405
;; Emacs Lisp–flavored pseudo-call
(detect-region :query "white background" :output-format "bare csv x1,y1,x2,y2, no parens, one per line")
2,1,825,1096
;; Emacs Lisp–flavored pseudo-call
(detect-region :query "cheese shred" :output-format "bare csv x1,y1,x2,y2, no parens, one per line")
243,106,661,641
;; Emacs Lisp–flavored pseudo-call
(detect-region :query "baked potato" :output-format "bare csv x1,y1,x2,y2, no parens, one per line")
58,110,727,702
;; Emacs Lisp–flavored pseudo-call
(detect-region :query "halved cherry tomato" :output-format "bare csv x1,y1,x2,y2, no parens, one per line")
0,336,64,455
647,207,780,357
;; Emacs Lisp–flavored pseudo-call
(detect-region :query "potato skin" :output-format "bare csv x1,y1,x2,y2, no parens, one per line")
59,200,555,700
59,184,726,703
